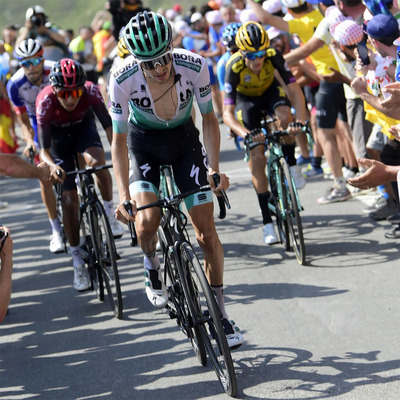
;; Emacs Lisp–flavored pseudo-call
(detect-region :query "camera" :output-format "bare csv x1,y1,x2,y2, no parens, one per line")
31,16,43,27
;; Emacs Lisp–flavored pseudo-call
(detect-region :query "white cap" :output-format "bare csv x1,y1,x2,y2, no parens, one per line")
165,9,178,21
267,26,284,40
26,5,46,20
280,0,306,9
174,19,190,35
239,9,260,24
190,12,203,24
205,10,223,25
262,0,283,14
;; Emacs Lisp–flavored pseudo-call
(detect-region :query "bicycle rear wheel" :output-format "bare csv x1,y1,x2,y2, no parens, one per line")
55,190,68,254
179,243,237,397
281,159,306,265
159,226,207,366
269,161,289,248
81,209,104,301
91,202,123,318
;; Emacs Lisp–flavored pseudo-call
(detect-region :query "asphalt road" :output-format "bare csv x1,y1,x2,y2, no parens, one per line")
1,122,399,400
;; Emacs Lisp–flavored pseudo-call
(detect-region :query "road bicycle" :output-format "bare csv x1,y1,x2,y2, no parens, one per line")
64,162,123,319
244,117,312,265
124,167,236,397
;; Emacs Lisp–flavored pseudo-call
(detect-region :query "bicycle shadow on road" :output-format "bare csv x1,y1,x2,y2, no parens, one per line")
232,345,400,399
301,213,399,267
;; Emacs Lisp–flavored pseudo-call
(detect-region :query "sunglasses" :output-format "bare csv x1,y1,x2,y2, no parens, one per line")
55,88,84,99
19,57,44,68
243,50,267,60
140,52,173,70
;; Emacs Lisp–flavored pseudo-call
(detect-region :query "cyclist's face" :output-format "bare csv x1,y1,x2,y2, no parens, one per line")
244,54,265,74
142,58,173,84
21,56,44,85
53,87,83,112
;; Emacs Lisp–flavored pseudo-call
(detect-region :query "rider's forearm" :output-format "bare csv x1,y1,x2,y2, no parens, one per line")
288,83,306,123
202,114,221,173
111,133,131,201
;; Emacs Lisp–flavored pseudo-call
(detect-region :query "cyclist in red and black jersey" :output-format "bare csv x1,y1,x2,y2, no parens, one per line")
36,58,124,291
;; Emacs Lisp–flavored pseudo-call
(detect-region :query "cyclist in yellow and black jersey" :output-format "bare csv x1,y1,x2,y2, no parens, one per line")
223,42,295,99
223,22,306,245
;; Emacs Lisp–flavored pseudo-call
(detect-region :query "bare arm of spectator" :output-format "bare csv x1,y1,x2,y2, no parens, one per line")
284,37,325,66
0,154,51,182
0,227,13,323
347,158,400,189
247,0,289,32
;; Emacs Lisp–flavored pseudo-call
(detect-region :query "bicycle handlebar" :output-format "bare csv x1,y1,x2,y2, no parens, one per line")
65,164,113,177
243,121,312,162
123,180,231,247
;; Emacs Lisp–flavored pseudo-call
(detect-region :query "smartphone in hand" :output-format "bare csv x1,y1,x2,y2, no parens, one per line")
357,41,370,66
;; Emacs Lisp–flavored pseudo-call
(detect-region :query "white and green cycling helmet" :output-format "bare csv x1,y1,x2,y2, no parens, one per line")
123,11,172,60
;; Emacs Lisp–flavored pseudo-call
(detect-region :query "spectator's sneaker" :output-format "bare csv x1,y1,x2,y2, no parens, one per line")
144,265,168,308
0,201,8,209
317,186,351,204
49,231,64,253
263,223,279,245
108,215,124,239
304,166,324,178
363,196,387,213
221,318,244,350
384,225,400,239
73,264,90,291
369,198,399,221
296,155,311,165
289,165,306,190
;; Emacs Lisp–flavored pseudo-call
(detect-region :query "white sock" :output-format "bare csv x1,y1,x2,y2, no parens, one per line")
334,176,346,188
103,200,114,217
144,250,160,270
50,218,62,234
211,284,229,319
71,245,84,267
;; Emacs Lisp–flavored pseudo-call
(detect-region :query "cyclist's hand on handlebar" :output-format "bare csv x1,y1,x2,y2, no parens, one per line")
51,167,65,183
288,121,305,136
116,200,137,225
208,172,229,194
23,142,37,159
249,128,264,143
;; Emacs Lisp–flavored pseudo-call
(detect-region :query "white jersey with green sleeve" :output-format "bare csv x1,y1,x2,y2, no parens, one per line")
109,48,213,133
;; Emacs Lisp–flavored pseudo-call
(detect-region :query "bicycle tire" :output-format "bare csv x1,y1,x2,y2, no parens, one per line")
92,202,123,319
81,208,104,301
55,188,68,254
179,243,237,397
158,226,207,366
281,159,306,265
269,160,289,248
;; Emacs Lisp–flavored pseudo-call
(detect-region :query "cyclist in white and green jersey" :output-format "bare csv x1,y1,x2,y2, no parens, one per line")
109,11,244,349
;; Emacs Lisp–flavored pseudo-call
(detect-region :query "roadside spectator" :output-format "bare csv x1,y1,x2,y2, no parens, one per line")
69,26,98,83
16,5,68,61
351,13,400,220
106,0,150,41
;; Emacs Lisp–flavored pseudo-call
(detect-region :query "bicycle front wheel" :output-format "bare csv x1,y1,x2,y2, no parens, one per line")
159,226,207,366
91,202,123,319
281,159,306,265
269,160,289,248
179,243,237,397
81,208,104,301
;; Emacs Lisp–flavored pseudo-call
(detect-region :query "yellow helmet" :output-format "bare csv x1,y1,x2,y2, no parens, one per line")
235,21,269,52
117,37,130,59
